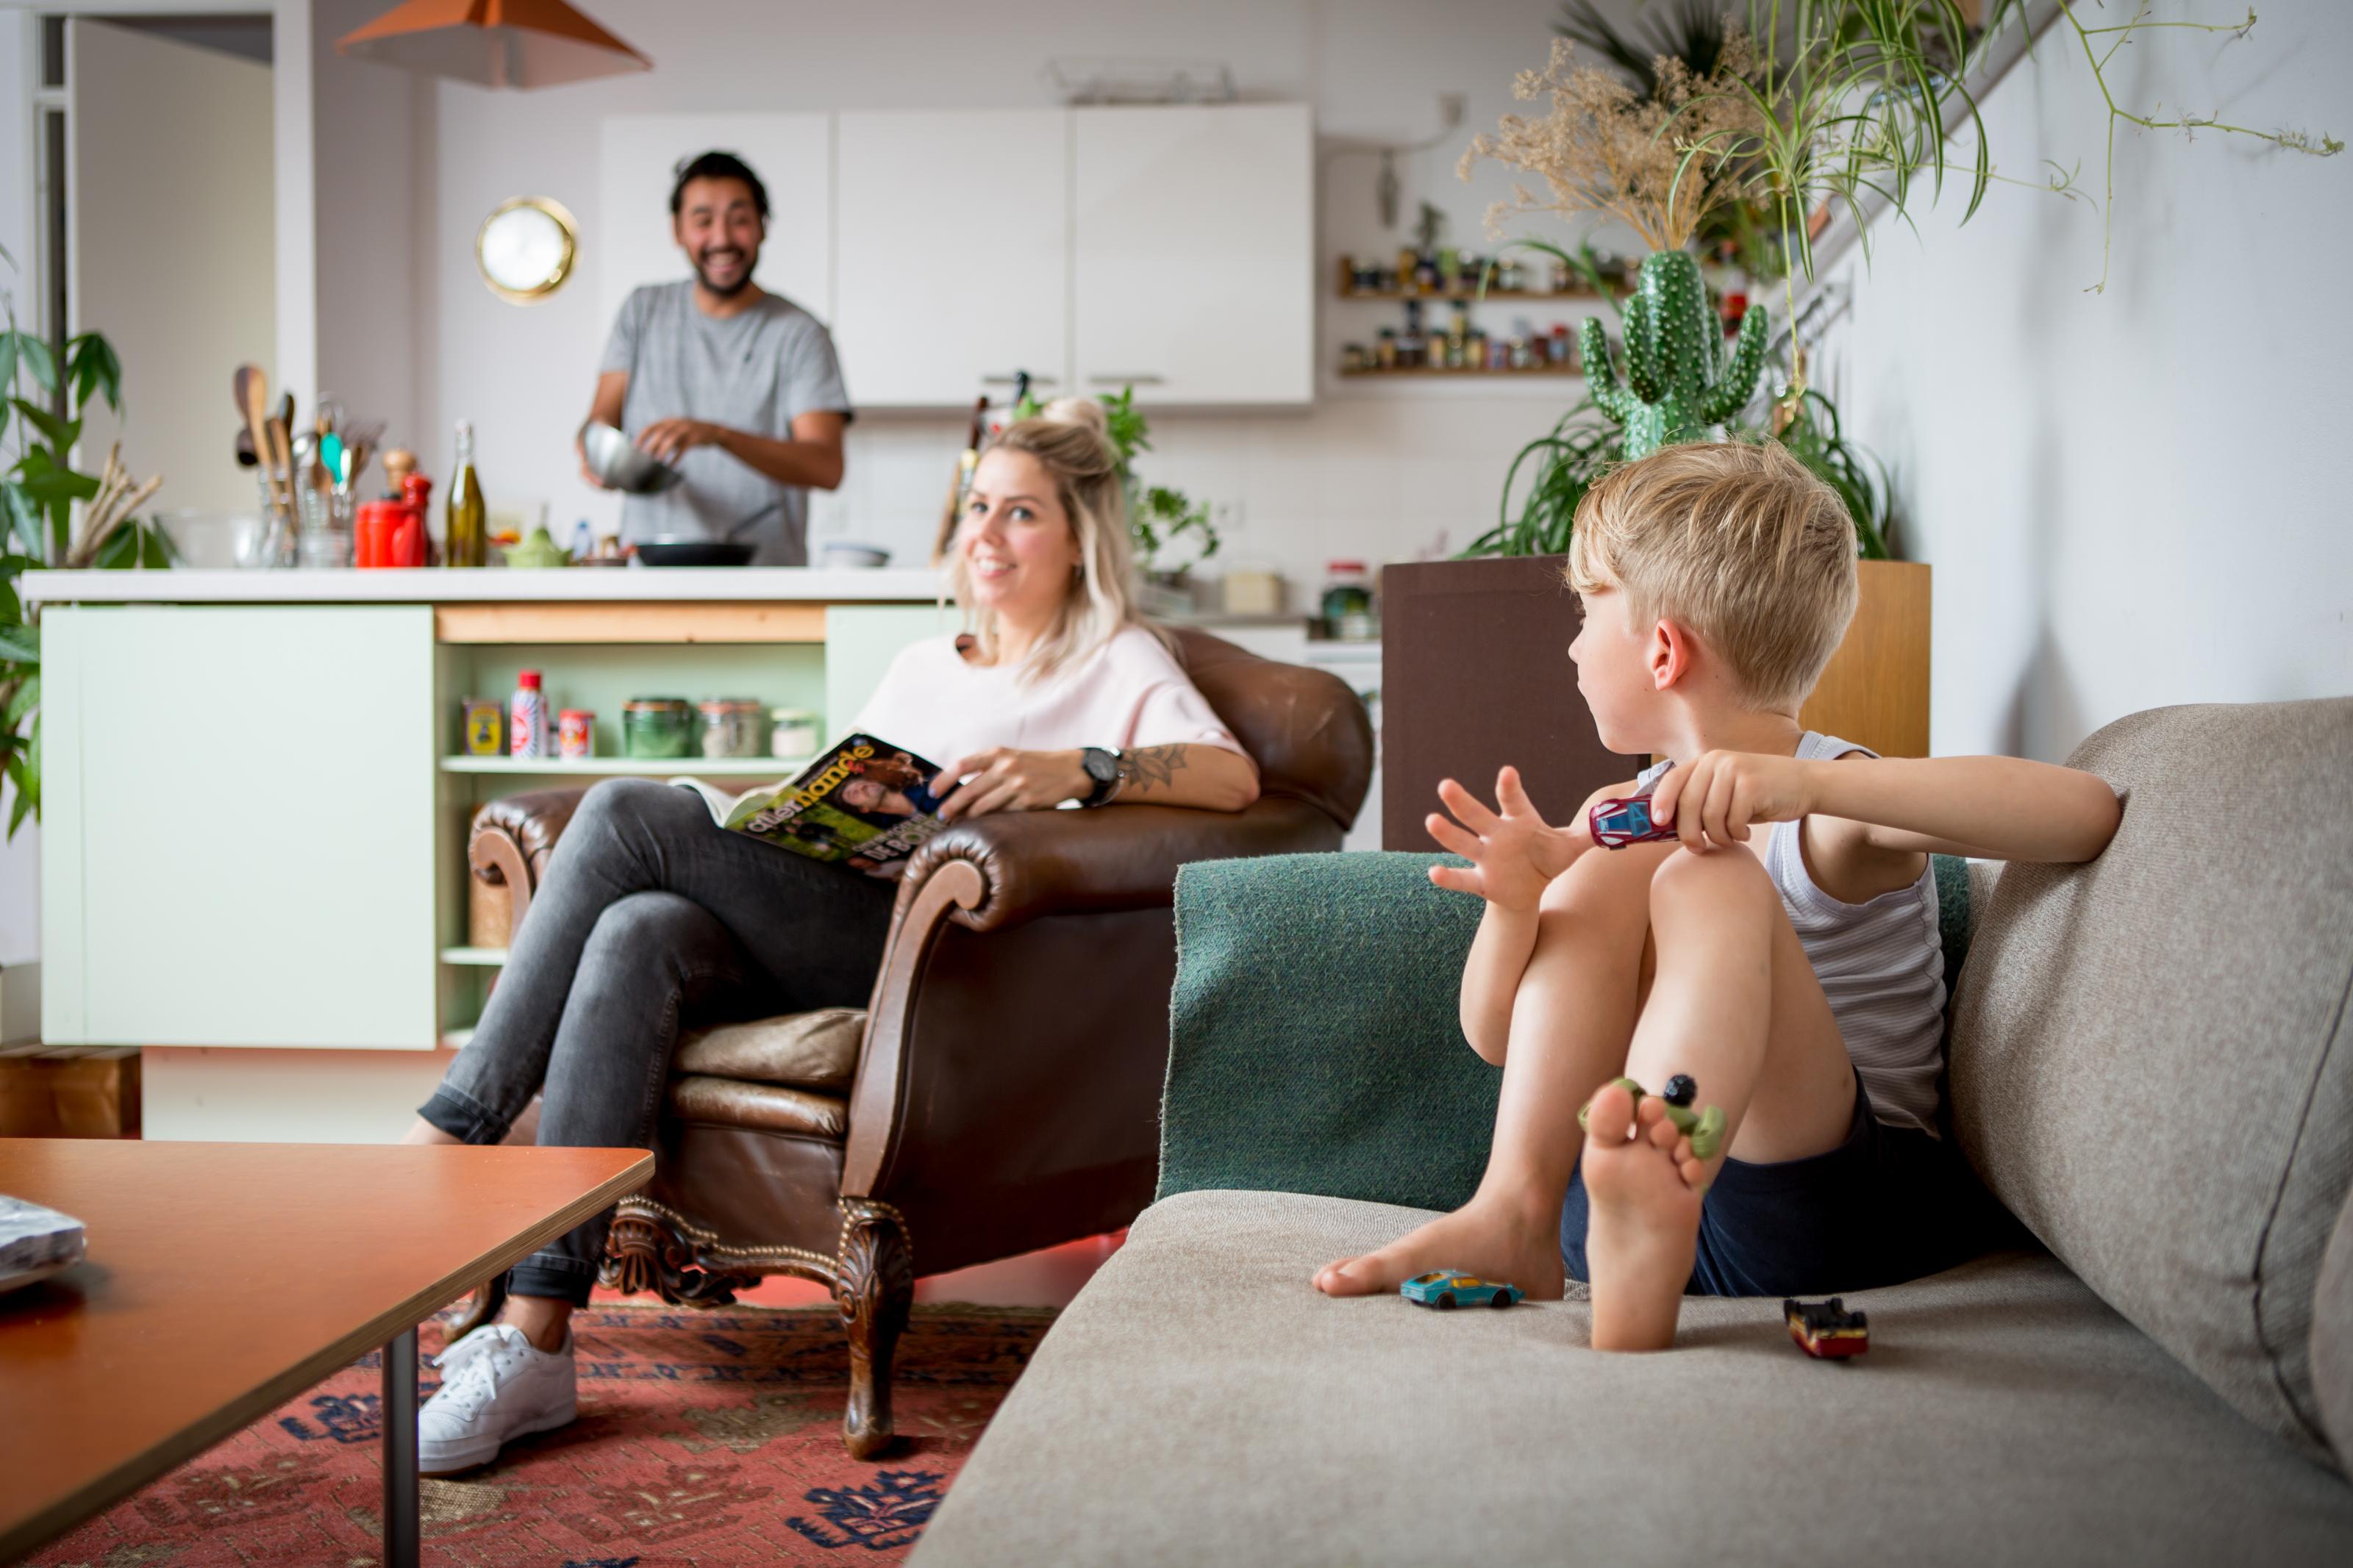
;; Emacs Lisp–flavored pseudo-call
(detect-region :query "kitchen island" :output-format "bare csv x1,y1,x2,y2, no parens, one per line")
24,567,950,1142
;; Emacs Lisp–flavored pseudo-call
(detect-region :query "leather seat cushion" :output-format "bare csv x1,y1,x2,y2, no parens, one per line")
667,1075,847,1140
672,1008,865,1091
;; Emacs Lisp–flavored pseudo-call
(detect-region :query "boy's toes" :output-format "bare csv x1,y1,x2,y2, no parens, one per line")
1646,1113,1682,1152
1584,1081,1638,1146
1634,1096,1668,1134
1315,1256,1388,1297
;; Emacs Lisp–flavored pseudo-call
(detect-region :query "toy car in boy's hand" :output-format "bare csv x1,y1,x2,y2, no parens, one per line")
1402,1271,1524,1311
1784,1297,1869,1359
1589,792,1678,849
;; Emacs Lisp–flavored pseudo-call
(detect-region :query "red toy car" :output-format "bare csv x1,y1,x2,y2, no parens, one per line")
1785,1297,1869,1359
1589,791,1678,849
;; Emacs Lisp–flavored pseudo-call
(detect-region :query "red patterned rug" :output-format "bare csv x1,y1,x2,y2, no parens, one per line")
28,1302,1054,1567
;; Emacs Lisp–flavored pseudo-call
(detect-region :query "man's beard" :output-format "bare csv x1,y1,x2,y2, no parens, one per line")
693,248,757,298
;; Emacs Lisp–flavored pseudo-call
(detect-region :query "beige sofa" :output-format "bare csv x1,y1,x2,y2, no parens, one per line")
913,699,2353,1564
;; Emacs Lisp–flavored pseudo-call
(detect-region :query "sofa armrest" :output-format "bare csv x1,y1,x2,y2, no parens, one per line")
1157,851,1496,1212
899,796,1343,934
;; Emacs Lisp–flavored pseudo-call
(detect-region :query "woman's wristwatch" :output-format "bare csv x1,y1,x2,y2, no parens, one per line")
1079,747,1125,807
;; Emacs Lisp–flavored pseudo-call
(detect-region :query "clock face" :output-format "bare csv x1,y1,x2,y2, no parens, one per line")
477,198,577,302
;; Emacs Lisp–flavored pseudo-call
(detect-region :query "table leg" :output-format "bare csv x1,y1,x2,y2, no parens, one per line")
382,1326,419,1568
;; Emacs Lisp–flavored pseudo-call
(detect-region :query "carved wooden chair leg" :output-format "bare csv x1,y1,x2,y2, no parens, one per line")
835,1199,915,1460
442,1272,507,1343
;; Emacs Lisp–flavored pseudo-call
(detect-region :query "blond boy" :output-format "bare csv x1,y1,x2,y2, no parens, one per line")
1315,441,2121,1349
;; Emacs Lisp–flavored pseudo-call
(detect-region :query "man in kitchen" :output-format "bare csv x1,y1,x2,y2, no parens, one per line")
580,150,851,565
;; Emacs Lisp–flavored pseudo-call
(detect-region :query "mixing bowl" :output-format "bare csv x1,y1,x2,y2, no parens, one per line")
582,421,683,495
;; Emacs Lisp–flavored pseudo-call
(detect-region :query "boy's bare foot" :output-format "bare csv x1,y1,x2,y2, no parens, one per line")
1581,1082,1707,1350
1314,1193,1568,1300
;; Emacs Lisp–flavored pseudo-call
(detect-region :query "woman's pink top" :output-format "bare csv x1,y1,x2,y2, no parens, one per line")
850,625,1246,773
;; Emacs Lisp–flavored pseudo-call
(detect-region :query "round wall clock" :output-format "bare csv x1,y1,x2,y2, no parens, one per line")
476,196,579,304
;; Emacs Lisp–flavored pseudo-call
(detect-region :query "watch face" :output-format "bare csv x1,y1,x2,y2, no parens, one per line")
1083,749,1120,787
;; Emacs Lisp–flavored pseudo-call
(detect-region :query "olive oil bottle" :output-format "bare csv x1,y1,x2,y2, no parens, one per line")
446,419,486,568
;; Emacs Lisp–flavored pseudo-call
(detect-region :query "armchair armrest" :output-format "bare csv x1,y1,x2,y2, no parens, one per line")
468,787,589,932
899,796,1344,934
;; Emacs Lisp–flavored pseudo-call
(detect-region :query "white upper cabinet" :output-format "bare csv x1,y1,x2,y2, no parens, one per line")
1071,104,1314,408
834,110,1071,410
597,114,834,334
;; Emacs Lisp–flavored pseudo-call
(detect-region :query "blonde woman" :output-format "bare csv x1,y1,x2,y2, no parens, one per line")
396,398,1257,1475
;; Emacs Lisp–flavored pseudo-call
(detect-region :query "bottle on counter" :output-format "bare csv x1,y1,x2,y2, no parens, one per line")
446,419,487,568
1321,561,1377,642
510,669,548,759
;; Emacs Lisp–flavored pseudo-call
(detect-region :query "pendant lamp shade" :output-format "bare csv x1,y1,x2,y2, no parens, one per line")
337,0,650,89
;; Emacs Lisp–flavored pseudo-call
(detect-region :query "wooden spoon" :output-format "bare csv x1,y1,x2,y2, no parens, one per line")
234,364,272,482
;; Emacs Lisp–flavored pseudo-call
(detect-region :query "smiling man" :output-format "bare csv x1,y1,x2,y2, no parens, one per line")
581,151,852,565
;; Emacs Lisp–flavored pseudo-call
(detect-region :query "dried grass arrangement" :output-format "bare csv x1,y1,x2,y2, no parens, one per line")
1457,35,1765,254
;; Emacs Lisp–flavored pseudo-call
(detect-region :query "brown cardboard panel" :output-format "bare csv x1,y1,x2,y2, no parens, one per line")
1381,556,1638,851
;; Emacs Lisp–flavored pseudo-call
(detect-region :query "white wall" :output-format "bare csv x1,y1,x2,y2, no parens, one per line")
369,0,1640,594
1819,4,2353,762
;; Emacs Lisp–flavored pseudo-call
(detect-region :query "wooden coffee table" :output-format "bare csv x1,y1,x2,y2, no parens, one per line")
0,1139,651,1567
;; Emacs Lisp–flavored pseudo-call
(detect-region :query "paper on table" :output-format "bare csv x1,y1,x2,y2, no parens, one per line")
0,1194,87,1289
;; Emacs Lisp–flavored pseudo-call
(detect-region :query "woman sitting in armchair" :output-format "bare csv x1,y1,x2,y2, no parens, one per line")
400,398,1260,1474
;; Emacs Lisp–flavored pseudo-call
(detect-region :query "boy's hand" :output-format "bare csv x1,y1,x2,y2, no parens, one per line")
1426,767,1577,909
1650,750,1814,853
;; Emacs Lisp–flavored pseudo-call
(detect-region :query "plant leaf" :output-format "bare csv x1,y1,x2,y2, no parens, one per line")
9,332,57,394
2,673,37,730
0,333,15,400
4,746,32,838
66,332,123,414
0,623,36,665
9,397,78,454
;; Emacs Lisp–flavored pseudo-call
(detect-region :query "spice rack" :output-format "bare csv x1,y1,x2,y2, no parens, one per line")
439,755,808,777
1336,281,1601,302
1338,364,1582,379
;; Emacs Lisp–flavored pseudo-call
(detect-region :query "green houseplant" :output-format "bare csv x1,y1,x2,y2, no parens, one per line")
1015,384,1221,595
1,259,171,838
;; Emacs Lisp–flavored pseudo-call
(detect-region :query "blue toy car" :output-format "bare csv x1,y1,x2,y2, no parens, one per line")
1401,1271,1524,1311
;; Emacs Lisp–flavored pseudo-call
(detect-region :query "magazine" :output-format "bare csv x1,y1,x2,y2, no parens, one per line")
676,734,952,878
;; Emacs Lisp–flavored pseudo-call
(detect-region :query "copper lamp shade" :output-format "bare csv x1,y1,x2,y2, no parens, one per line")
337,0,651,89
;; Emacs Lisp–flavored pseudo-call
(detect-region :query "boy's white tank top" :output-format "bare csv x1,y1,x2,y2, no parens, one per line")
1635,732,1947,1134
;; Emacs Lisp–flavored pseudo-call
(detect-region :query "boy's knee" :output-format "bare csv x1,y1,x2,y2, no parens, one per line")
1540,842,1654,915
1647,844,1775,913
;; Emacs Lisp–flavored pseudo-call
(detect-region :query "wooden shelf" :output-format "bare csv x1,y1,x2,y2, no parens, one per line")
440,946,507,967
1338,283,1600,302
440,755,809,777
1338,365,1582,380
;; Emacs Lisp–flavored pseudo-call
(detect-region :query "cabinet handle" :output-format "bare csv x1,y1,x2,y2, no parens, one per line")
1088,373,1165,385
981,375,1059,386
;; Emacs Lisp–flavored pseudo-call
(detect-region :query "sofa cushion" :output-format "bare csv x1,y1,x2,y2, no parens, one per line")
912,1189,2353,1566
2318,1194,2353,1469
672,1008,864,1092
1950,698,2353,1467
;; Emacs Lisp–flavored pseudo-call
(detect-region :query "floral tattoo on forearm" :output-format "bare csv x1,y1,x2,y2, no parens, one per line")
1118,745,1190,795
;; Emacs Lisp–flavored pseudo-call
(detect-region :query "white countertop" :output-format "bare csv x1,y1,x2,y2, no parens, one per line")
22,566,944,605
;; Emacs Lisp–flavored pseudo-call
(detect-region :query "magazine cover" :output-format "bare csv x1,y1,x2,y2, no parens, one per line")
721,734,953,877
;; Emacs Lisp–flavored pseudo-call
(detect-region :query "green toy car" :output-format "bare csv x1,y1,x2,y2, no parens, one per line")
1401,1271,1524,1311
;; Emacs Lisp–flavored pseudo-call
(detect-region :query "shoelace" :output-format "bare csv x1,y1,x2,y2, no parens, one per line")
429,1325,532,1422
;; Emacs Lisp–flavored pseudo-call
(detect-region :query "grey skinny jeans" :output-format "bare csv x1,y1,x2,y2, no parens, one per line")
419,778,896,1306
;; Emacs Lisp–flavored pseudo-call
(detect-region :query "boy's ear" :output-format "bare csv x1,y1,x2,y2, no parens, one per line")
1649,618,1698,691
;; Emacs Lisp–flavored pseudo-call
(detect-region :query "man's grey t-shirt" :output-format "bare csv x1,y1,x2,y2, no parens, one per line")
598,281,852,565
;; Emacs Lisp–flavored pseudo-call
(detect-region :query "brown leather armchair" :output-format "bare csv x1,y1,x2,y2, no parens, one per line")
463,627,1371,1456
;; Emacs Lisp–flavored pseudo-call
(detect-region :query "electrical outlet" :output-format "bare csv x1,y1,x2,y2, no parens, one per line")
1213,500,1244,534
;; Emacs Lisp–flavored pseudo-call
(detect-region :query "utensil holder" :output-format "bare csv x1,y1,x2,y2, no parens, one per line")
254,468,298,568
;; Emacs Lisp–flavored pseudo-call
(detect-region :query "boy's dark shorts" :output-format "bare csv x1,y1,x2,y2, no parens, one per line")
1560,1071,2013,1297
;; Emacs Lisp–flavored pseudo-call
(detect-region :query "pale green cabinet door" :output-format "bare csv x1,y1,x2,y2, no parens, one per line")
824,604,961,740
41,606,438,1048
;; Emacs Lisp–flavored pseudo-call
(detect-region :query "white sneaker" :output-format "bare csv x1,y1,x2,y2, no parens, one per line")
415,1322,576,1475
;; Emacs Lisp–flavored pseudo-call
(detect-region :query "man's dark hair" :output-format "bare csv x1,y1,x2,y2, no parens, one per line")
669,151,768,221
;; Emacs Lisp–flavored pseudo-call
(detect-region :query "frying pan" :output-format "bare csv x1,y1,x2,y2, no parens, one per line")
632,499,780,568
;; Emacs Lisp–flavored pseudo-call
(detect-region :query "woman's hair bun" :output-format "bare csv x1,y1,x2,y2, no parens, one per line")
1037,395,1110,438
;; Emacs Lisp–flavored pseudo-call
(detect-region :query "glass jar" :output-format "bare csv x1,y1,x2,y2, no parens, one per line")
623,698,694,759
1321,561,1377,642
769,707,821,759
699,698,765,759
296,485,355,568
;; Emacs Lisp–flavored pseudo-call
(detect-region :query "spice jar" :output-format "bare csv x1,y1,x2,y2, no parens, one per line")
699,698,765,759
769,707,821,759
1321,561,1377,642
558,709,596,761
623,698,694,759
